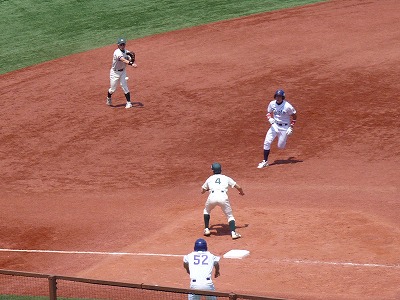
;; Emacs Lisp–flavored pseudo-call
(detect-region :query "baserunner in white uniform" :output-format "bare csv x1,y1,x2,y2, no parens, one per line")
201,163,244,240
106,37,137,109
257,89,297,168
183,238,220,300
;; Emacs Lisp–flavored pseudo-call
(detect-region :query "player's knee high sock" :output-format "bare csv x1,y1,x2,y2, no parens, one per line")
264,149,270,161
229,220,236,232
204,214,210,228
107,92,112,98
125,92,131,102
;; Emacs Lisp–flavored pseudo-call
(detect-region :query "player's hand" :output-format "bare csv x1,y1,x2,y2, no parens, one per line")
286,127,293,136
268,118,275,125
128,61,137,68
215,270,220,278
239,191,245,196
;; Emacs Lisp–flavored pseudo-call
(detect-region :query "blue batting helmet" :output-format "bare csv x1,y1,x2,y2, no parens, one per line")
274,89,285,100
211,162,221,174
194,238,208,251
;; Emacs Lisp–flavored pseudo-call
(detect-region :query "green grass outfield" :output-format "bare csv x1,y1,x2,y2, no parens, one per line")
0,0,325,75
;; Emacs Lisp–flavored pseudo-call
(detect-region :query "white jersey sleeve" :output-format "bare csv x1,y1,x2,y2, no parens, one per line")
202,174,236,192
183,251,220,281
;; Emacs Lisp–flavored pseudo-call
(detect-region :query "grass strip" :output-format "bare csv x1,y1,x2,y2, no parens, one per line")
0,0,325,74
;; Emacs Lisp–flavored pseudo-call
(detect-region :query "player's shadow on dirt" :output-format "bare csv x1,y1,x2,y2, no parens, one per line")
269,156,303,166
111,101,144,108
209,223,249,237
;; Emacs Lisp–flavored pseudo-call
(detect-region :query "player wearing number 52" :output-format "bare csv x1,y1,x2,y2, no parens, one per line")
201,162,245,240
183,239,220,300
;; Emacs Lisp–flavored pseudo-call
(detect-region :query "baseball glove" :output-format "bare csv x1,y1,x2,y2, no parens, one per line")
127,51,135,63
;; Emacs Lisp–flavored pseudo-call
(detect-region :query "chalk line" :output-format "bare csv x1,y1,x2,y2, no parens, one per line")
265,258,400,269
1,248,399,269
0,248,183,257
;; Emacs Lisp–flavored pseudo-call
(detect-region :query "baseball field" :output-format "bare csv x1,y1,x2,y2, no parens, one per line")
1,0,400,299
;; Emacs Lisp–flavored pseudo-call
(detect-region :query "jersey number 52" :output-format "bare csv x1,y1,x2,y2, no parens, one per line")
194,254,209,265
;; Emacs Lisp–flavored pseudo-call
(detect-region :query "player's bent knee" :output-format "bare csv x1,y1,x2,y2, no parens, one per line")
228,216,235,222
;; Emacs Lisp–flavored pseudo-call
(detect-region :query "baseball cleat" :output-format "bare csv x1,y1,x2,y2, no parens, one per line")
231,232,241,240
106,97,112,106
257,160,268,168
125,101,133,109
204,228,211,236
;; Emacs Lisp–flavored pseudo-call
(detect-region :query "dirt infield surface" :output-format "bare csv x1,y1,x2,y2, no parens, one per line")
1,0,399,299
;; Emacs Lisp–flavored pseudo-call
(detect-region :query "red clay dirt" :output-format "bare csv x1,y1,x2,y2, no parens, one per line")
1,0,400,299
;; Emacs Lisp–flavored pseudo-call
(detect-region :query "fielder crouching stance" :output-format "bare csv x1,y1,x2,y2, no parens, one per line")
201,163,244,240
257,89,297,168
106,37,137,109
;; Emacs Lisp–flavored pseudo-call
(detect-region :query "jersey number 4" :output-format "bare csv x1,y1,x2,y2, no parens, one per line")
194,254,209,265
215,178,221,184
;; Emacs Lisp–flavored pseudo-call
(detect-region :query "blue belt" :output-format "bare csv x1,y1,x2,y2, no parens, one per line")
192,277,210,282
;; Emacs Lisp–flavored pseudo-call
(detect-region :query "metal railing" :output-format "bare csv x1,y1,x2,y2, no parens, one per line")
0,269,286,300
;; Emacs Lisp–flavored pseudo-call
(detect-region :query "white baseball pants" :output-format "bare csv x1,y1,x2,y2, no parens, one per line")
263,124,290,150
108,68,129,94
188,282,216,300
203,191,234,222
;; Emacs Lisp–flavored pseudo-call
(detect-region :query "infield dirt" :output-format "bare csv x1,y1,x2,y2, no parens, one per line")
1,0,399,299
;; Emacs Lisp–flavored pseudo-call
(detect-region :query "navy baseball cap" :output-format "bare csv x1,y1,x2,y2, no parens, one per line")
117,38,126,45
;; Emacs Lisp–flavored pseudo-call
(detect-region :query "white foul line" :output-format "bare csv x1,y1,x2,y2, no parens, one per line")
269,258,400,269
0,248,183,258
1,248,399,269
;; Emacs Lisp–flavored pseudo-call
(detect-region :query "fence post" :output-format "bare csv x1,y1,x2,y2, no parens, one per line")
229,293,238,300
48,276,57,300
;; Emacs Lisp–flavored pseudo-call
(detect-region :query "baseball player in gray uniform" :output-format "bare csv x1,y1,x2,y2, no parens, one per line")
201,163,244,240
183,238,220,300
258,89,297,168
106,37,137,109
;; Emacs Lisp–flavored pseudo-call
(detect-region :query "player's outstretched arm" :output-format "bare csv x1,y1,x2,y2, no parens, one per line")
120,57,137,68
234,184,244,196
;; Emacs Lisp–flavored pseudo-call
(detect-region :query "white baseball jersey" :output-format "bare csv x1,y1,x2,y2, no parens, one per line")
183,251,220,283
267,100,296,124
202,174,236,195
111,48,132,71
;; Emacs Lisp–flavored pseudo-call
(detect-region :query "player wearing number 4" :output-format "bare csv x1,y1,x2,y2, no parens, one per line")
257,89,297,168
201,163,244,240
183,238,220,300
